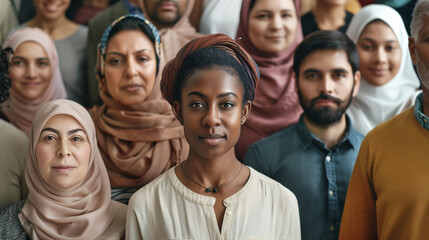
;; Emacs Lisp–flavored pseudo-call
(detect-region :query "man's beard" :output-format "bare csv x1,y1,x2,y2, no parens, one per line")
153,0,182,26
298,85,354,126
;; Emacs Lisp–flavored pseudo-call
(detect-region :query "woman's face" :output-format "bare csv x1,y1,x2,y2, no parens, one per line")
104,30,157,106
248,0,298,53
357,21,402,86
33,0,71,21
36,114,91,192
9,41,52,101
173,68,251,160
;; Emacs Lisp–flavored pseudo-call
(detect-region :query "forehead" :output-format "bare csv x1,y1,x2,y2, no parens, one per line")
14,41,47,57
106,30,153,52
251,0,296,11
418,14,429,40
299,49,352,73
182,68,243,96
359,21,398,42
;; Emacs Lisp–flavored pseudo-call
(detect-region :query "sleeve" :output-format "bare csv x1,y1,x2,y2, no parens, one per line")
280,189,301,240
243,145,268,175
126,193,145,240
86,22,101,107
339,136,378,239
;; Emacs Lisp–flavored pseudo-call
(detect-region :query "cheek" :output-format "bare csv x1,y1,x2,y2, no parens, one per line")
9,68,24,83
40,67,52,82
390,51,402,73
104,69,121,92
77,145,91,170
35,145,52,178
248,20,264,42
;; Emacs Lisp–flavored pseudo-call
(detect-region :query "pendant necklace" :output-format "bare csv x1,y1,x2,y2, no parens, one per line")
180,162,243,193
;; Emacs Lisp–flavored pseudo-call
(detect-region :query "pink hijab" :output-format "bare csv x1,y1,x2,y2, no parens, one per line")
2,27,67,136
19,99,126,240
235,0,303,159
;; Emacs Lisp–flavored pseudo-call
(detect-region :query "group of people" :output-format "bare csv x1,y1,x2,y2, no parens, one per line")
0,0,428,239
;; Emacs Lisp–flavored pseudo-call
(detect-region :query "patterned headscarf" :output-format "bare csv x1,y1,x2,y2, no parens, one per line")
161,33,259,105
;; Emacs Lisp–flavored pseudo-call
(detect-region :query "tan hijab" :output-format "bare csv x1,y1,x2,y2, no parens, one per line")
2,27,67,136
19,99,126,240
90,15,188,188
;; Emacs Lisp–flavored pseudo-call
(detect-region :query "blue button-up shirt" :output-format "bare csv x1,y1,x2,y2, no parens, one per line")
244,114,364,240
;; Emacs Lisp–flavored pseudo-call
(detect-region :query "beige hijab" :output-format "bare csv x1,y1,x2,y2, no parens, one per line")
90,15,188,188
2,27,67,136
19,99,126,240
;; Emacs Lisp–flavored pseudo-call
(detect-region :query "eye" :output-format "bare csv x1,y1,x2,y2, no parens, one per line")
108,57,122,66
221,102,235,109
305,73,319,79
281,12,293,18
361,44,372,50
137,55,150,63
42,135,57,143
385,45,397,51
333,72,347,79
11,59,23,66
37,60,49,67
190,102,204,109
256,13,270,19
71,136,84,142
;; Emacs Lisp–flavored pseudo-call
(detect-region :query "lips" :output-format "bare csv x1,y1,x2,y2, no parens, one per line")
52,165,76,174
158,1,176,11
43,2,61,13
315,99,336,107
122,84,142,92
21,81,41,87
369,68,389,76
199,134,226,146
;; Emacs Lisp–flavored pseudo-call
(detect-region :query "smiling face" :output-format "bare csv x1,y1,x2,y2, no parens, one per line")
173,68,251,160
144,0,187,27
248,0,298,53
357,21,402,86
297,49,360,125
9,41,52,101
36,114,91,192
33,0,70,21
104,30,157,106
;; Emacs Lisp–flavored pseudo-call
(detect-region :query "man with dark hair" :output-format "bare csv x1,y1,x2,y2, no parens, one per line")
244,30,363,240
339,0,429,238
86,0,201,106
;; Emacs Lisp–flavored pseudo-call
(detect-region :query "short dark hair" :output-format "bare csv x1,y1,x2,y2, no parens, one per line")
0,46,13,103
293,30,359,78
175,47,252,104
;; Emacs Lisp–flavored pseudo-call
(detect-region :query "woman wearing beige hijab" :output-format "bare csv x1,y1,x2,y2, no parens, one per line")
0,99,126,239
90,15,188,204
1,27,67,136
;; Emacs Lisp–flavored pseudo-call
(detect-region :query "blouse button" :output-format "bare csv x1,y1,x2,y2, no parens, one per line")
226,210,232,216
326,156,331,162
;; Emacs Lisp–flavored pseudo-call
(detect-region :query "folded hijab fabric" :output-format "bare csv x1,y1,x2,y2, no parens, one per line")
161,33,259,106
19,99,126,240
90,15,188,189
346,4,420,135
1,27,67,136
235,0,304,159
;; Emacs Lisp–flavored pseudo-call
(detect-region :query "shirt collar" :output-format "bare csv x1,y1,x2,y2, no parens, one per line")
413,92,429,130
297,114,361,151
122,0,143,15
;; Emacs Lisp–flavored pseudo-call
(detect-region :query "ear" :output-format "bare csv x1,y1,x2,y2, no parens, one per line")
409,37,417,65
293,72,299,94
240,101,252,125
352,70,361,98
172,101,184,125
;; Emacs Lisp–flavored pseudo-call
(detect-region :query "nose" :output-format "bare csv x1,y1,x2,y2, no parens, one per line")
269,14,282,30
375,47,388,64
320,76,334,95
201,105,221,127
125,58,138,79
57,139,71,158
25,62,37,79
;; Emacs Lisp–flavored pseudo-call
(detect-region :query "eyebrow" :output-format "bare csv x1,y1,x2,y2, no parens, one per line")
106,49,152,56
186,91,238,99
41,127,85,135
360,38,399,44
303,68,349,74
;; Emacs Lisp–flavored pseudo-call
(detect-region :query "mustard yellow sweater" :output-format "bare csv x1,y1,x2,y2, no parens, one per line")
339,107,429,240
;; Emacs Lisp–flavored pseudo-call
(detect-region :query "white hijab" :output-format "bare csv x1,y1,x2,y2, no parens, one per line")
346,4,420,135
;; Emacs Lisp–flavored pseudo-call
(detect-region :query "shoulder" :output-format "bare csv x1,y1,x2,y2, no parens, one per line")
0,120,28,145
248,124,299,154
366,108,414,140
0,200,27,239
249,168,297,204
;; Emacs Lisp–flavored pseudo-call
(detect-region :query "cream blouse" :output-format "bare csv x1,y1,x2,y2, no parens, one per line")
126,166,301,240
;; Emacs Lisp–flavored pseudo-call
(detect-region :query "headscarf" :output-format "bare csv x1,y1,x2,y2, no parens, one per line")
19,99,126,240
346,4,420,135
234,0,304,159
161,33,259,106
90,14,188,188
140,0,203,61
1,27,67,136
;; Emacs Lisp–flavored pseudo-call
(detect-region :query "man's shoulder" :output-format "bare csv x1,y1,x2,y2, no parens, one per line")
367,108,414,138
252,124,300,149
